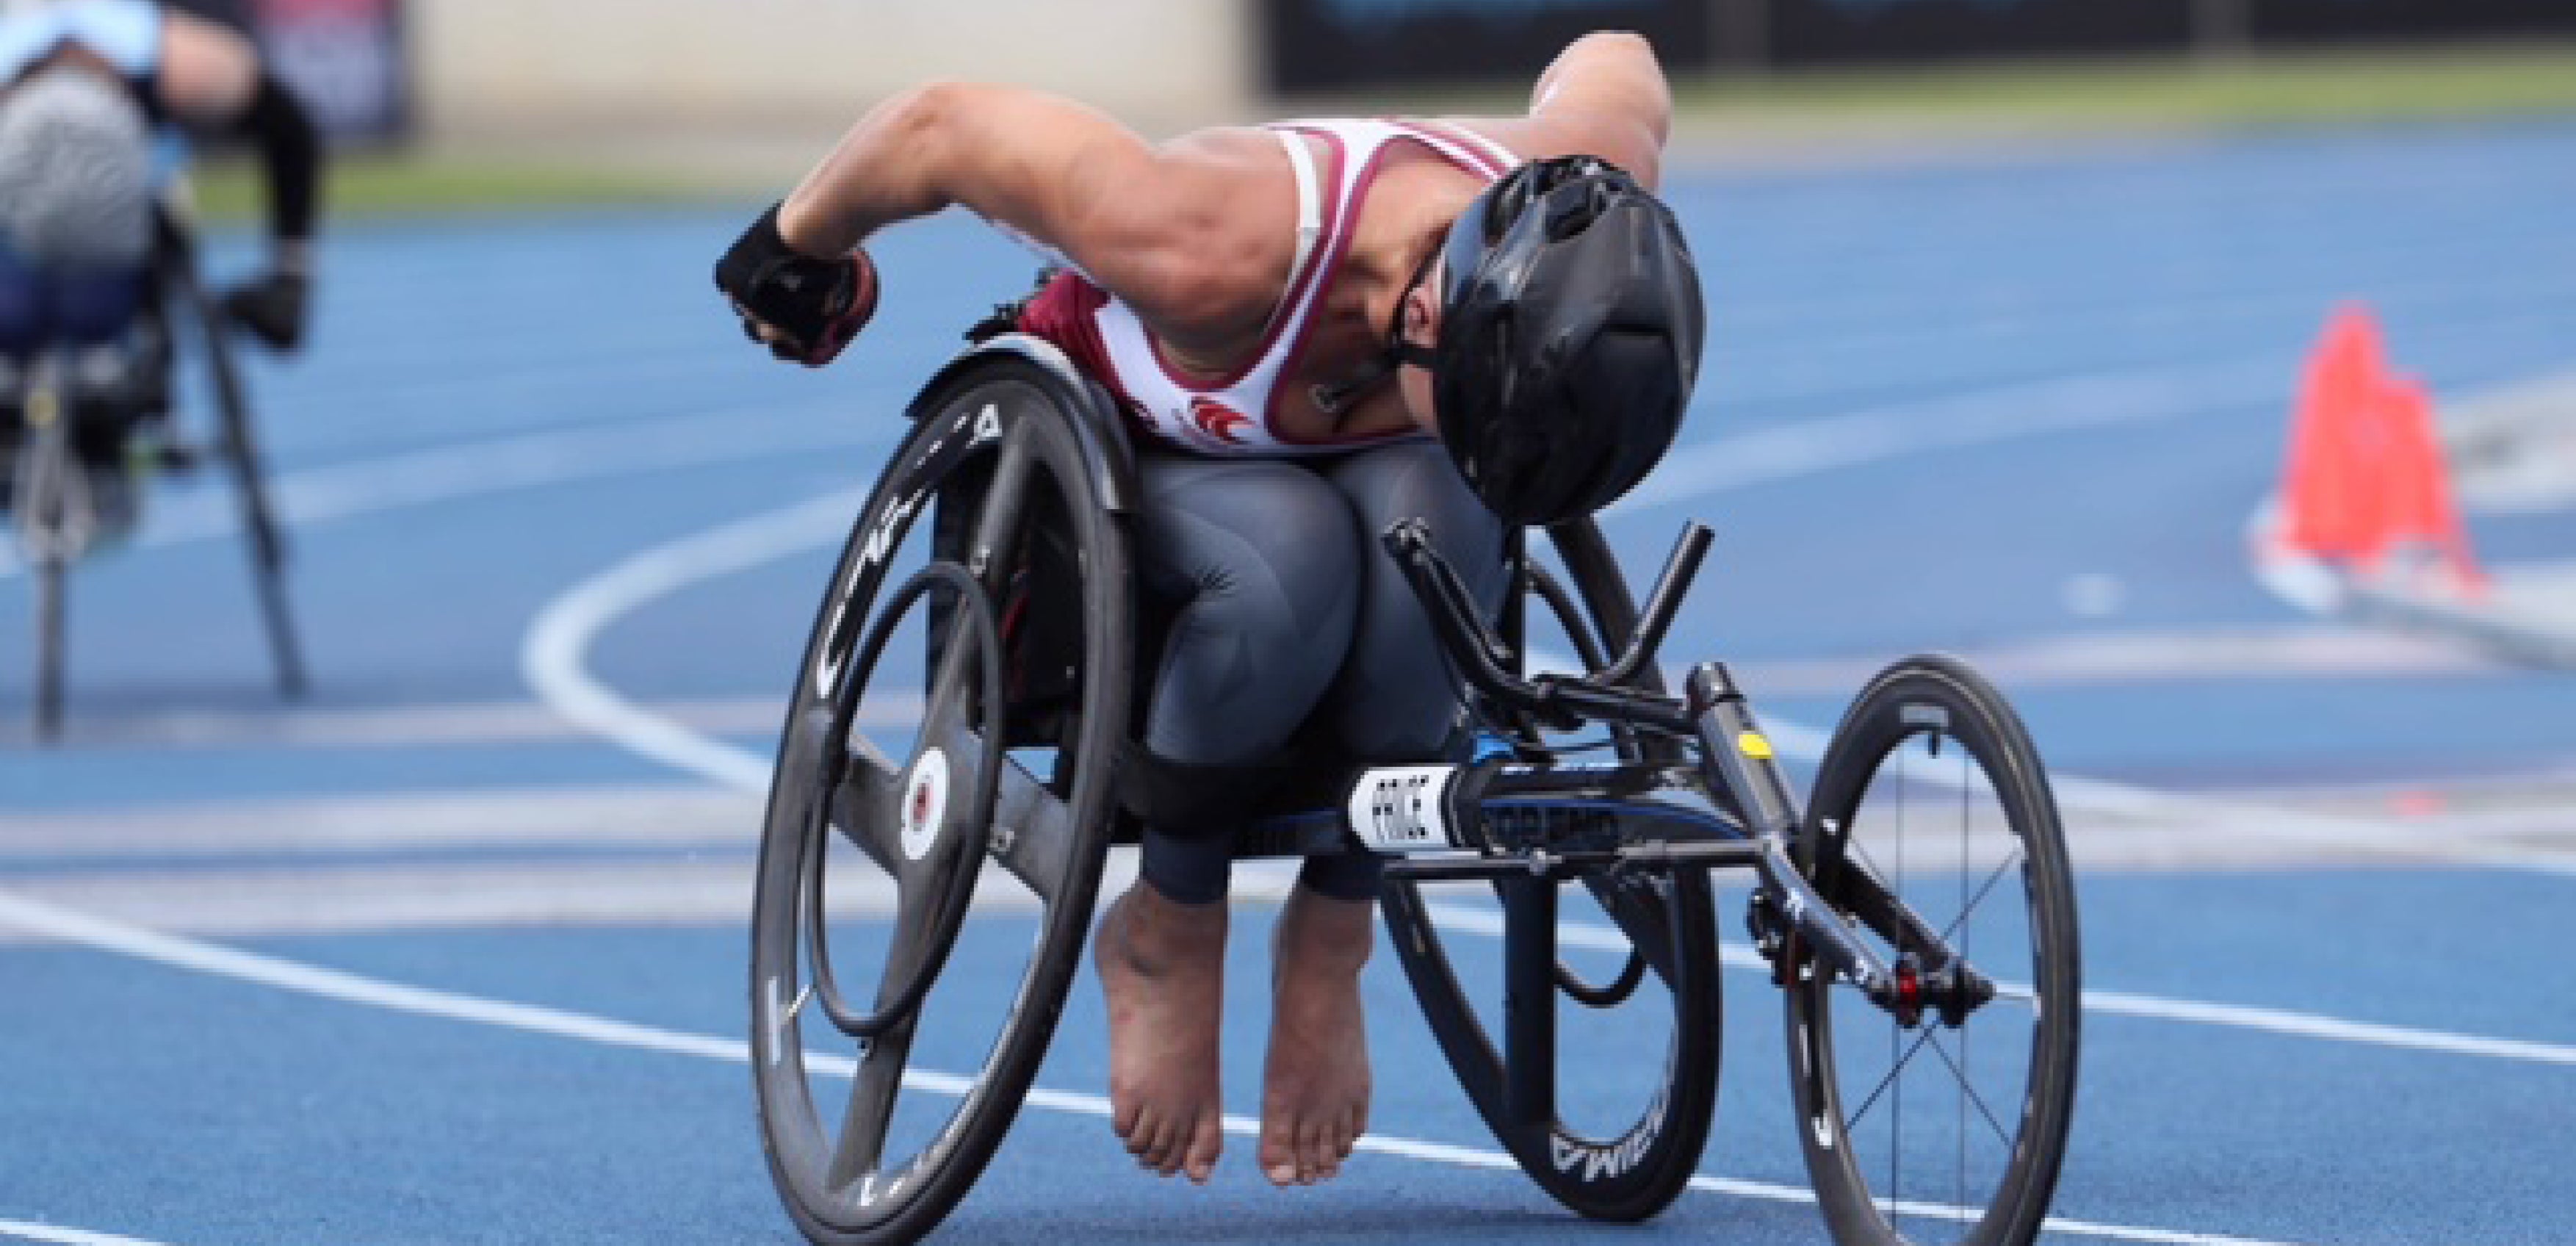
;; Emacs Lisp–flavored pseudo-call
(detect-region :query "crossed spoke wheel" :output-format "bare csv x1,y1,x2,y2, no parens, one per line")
750,361,1130,1246
1379,517,1722,1223
1789,655,2081,1245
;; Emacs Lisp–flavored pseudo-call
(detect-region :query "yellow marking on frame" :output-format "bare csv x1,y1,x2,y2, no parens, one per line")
1736,731,1774,760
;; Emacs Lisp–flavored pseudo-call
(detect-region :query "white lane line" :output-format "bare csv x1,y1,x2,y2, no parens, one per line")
0,1222,176,1246
1747,715,2576,878
0,403,878,581
0,696,790,752
0,889,2290,1246
1525,647,2576,879
1609,359,2281,516
521,489,862,792
1427,901,2576,1067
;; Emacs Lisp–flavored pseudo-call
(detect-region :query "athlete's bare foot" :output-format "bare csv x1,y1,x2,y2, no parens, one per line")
1258,885,1374,1186
1094,881,1227,1184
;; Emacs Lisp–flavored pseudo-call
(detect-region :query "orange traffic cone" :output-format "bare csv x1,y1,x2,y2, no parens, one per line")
2278,304,2387,562
2275,304,2486,597
2369,375,2487,594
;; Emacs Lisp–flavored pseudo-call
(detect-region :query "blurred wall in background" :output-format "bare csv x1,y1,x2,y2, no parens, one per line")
168,0,406,143
405,0,1258,142
1266,0,1706,93
1267,0,2576,86
1739,0,2576,66
171,0,2576,148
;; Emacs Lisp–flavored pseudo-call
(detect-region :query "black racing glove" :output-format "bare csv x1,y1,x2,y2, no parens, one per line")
223,269,310,352
714,204,878,367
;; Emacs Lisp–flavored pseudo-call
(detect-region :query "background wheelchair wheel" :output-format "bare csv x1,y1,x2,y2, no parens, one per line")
749,361,1131,1246
165,233,306,698
12,358,79,739
1788,655,2080,1246
1379,516,1722,1223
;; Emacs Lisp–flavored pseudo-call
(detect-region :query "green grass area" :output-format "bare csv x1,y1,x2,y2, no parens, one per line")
188,42,2576,220
1669,42,2576,128
188,151,731,224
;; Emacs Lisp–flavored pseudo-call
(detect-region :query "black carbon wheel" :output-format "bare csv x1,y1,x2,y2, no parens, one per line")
750,358,1132,1246
1379,516,1722,1222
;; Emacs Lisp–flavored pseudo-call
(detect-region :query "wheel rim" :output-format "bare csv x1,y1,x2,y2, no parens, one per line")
750,375,1130,1242
1792,663,2079,1245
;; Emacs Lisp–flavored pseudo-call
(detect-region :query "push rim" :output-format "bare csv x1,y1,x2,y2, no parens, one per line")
750,364,1131,1245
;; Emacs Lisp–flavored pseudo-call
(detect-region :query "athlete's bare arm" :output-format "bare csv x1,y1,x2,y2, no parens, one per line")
153,8,259,121
775,83,1290,336
1451,30,1673,187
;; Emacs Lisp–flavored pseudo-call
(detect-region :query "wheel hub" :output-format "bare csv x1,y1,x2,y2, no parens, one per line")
899,748,951,861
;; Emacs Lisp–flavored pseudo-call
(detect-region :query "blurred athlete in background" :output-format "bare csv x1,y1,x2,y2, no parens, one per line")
1,0,322,530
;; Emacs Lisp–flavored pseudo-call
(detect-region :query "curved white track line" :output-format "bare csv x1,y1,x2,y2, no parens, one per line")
1609,357,2281,516
0,888,2290,1246
521,489,861,791
0,1222,175,1246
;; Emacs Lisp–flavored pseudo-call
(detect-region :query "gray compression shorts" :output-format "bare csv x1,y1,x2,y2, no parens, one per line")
1130,436,1508,905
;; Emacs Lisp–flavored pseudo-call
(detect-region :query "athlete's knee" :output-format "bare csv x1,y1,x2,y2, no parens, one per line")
1137,457,1363,760
1324,444,1508,760
1329,441,1507,573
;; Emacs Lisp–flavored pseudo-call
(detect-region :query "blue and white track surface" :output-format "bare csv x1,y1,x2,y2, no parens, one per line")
6,119,2575,1245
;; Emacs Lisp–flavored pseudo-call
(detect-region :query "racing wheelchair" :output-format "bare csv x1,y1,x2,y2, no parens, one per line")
748,335,2082,1245
4,202,303,738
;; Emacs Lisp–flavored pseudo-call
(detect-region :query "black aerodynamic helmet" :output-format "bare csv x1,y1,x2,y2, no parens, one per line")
1429,155,1704,526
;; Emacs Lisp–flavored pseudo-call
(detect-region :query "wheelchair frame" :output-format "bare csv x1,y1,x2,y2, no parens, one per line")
7,203,304,738
750,336,2082,1245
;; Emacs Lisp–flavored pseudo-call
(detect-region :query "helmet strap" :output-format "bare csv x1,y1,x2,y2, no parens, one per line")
1313,234,1444,417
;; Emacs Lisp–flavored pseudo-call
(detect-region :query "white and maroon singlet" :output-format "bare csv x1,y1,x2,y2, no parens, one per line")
1011,118,1520,455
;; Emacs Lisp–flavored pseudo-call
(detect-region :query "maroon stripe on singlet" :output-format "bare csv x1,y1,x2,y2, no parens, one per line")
1400,119,1516,178
1139,128,1349,393
1262,122,1510,448
1263,136,1413,449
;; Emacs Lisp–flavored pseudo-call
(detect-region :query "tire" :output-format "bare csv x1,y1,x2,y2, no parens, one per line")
1379,516,1722,1222
35,541,66,740
1787,655,2080,1246
750,359,1132,1246
173,242,305,699
13,357,76,740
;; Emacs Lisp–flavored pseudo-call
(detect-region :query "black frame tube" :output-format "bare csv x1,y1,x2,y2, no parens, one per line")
1377,519,1988,1019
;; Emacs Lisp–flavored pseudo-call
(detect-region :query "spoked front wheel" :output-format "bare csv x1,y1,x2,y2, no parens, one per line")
749,360,1132,1246
1788,655,2080,1245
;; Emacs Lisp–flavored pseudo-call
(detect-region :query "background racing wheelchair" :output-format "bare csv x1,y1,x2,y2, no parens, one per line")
747,333,2082,1245
3,198,303,739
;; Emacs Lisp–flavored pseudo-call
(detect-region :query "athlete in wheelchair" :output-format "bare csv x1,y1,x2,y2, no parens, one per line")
1,0,320,734
719,30,2079,1246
